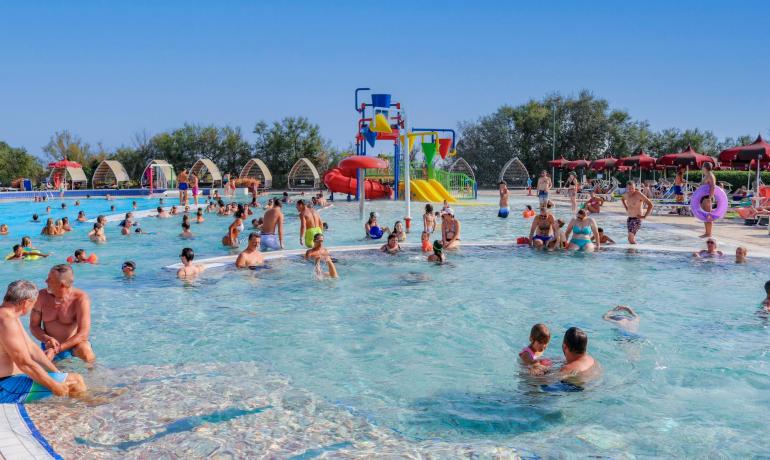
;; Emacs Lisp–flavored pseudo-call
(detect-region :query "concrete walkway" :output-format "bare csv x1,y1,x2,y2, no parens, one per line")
0,404,59,460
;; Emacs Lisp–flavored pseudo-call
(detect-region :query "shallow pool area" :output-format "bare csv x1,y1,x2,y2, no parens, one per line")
2,195,770,458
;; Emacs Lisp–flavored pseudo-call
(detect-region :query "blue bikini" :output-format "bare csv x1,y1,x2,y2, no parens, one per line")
570,224,593,249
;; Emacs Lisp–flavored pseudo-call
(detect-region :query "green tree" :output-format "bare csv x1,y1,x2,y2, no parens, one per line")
253,117,331,187
42,130,103,180
0,141,45,185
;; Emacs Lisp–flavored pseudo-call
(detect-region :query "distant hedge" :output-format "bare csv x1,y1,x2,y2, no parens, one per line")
610,170,768,190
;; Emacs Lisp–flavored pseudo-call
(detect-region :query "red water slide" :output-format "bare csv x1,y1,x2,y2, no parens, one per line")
323,156,392,199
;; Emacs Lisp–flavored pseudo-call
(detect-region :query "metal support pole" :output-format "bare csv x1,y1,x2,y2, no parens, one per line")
552,102,556,180
403,109,411,220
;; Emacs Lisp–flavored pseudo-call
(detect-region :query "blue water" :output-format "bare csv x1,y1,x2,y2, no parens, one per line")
2,194,769,457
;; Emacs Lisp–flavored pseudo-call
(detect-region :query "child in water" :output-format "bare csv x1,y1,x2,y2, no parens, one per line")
421,231,432,252
519,323,553,375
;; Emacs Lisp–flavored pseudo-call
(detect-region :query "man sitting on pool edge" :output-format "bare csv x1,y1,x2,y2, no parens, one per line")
30,264,96,363
0,280,86,403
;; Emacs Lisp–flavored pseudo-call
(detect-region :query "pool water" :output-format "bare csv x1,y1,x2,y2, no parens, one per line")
3,195,770,458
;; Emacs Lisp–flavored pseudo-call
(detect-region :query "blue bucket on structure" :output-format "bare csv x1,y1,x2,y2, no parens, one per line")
371,94,392,108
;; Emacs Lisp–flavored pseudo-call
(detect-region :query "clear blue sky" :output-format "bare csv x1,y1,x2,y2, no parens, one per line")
1,0,768,156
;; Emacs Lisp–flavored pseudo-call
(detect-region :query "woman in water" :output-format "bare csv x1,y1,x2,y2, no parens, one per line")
380,233,401,254
77,211,87,222
441,210,460,250
564,209,600,252
392,221,406,242
423,204,436,234
222,210,245,247
364,212,390,239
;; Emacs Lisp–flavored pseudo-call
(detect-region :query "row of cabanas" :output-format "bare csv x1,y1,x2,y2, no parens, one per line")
46,157,288,191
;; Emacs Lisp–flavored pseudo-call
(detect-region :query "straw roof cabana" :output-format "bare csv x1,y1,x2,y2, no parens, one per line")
499,157,529,188
92,160,130,189
239,158,272,190
288,157,320,190
141,160,177,190
190,158,222,188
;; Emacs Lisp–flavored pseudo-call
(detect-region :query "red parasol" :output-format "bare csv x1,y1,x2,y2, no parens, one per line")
618,150,657,169
548,156,569,168
719,135,770,199
565,159,590,170
657,145,717,169
590,157,618,171
48,160,82,169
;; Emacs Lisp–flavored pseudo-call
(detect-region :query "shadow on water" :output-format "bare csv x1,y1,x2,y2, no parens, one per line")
74,406,271,451
408,390,565,436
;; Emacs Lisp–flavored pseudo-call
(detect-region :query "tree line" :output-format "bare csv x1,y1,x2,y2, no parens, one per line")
0,117,350,188
456,90,762,187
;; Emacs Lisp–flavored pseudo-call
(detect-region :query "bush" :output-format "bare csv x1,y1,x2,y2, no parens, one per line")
607,170,767,191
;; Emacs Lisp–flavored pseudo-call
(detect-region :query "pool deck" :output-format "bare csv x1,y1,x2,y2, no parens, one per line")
0,405,60,460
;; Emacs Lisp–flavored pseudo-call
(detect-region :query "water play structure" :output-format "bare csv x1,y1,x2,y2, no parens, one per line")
323,88,477,209
141,160,177,192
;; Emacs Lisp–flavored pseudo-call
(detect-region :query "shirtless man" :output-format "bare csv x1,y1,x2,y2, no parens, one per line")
584,191,604,214
498,181,510,218
536,170,552,207
235,233,266,269
177,169,189,206
156,206,170,218
316,192,328,207
297,200,323,248
304,233,329,261
30,265,95,363
621,181,653,244
0,280,86,403
261,200,284,251
441,209,461,250
700,163,717,238
559,327,599,382
177,247,205,279
528,206,560,250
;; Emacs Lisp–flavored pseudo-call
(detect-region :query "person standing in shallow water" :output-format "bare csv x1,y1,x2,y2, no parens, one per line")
621,181,653,244
699,162,717,238
498,181,510,218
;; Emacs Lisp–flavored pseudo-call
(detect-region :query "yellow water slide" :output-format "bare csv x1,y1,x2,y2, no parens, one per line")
409,180,441,202
427,179,458,203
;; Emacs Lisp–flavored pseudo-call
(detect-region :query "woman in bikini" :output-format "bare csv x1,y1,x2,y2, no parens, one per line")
528,206,559,250
441,210,461,250
222,210,245,247
566,172,579,213
564,209,600,252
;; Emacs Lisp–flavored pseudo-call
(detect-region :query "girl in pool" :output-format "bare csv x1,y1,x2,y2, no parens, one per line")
421,231,432,252
564,209,600,252
519,323,553,375
0,224,8,235
392,221,406,242
364,212,390,239
76,211,87,222
222,210,244,247
423,204,436,234
427,240,446,264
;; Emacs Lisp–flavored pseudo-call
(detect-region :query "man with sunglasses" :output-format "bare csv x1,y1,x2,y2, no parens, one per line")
693,238,723,258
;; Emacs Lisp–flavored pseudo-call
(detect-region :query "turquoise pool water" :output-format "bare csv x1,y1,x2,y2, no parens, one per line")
3,195,769,458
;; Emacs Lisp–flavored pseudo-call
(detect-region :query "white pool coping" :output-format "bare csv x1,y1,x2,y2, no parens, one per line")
0,404,60,460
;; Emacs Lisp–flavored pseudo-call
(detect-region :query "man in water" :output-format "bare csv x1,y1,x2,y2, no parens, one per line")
314,255,338,279
316,192,328,207
235,233,266,269
304,233,329,261
177,247,205,279
559,327,599,378
700,162,717,238
297,199,323,248
30,265,96,363
693,238,723,258
0,280,86,403
177,168,189,206
536,170,552,207
261,199,284,250
156,206,169,218
621,181,654,244
761,280,770,312
498,181,510,218
602,305,640,334
736,247,748,263
122,261,136,278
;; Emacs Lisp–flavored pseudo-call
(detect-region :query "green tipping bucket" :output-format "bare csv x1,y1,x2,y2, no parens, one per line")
422,142,437,165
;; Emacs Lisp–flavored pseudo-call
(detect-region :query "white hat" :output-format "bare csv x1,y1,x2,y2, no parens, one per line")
442,208,454,216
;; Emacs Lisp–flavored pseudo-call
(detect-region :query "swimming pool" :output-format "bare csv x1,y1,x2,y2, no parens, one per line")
4,195,770,458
